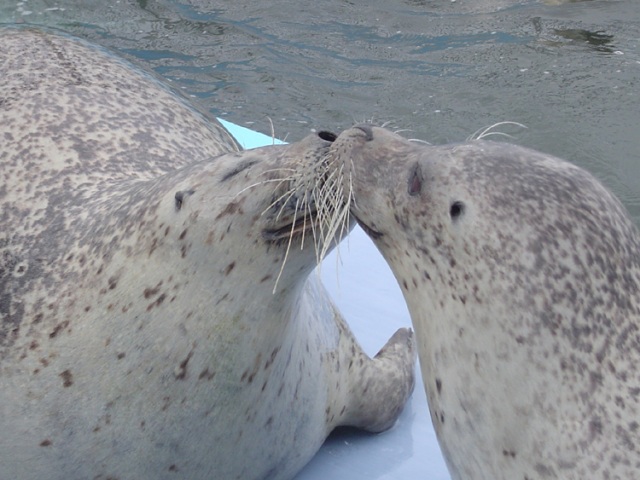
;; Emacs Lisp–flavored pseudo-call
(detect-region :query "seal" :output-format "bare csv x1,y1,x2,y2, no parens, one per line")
329,125,640,480
0,29,416,480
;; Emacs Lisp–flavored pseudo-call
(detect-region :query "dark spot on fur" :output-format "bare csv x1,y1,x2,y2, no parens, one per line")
436,378,442,394
199,368,215,380
175,350,194,380
116,352,125,360
179,228,188,240
589,417,603,438
143,283,162,299
224,262,235,276
265,347,280,370
59,369,73,387
108,276,118,290
147,293,167,311
503,449,516,458
215,201,241,220
39,439,52,447
49,320,69,338
168,464,178,472
148,237,158,256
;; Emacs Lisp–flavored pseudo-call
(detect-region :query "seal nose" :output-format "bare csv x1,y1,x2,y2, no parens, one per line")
317,131,337,142
354,124,374,141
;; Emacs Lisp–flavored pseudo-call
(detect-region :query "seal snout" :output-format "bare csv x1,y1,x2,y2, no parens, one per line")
259,130,340,245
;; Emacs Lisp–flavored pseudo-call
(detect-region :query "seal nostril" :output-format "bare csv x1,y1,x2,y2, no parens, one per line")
354,124,374,141
317,131,337,142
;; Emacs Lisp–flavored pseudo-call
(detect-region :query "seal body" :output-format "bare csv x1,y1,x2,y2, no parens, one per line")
329,125,640,479
0,30,416,480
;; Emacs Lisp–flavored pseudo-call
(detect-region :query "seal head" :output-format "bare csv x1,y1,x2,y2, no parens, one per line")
330,125,640,480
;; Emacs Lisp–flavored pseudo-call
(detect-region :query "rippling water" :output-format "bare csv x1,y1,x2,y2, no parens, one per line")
1,1,638,478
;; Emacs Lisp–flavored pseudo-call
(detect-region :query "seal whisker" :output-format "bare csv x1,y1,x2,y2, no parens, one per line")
272,197,303,294
229,167,303,200
266,116,277,145
392,128,414,135
408,138,432,145
468,121,528,141
231,176,291,199
315,162,353,266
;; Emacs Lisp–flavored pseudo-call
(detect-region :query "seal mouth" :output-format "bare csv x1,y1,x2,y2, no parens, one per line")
262,210,319,242
352,213,383,240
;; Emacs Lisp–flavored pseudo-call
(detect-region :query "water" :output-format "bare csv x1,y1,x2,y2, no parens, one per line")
1,1,639,479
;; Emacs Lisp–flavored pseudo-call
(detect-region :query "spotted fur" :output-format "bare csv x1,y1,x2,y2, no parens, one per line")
330,125,640,480
0,30,416,480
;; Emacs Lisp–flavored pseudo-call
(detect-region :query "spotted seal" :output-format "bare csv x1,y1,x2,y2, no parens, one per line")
329,125,640,479
0,29,416,480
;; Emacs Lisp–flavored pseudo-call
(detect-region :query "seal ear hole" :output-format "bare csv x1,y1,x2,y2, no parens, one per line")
450,201,465,221
318,131,337,142
175,189,196,211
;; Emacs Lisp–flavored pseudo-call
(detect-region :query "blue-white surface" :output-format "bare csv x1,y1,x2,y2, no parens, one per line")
220,119,450,479
218,118,285,149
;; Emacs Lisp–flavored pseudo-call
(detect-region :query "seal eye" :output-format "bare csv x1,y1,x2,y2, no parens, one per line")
408,164,422,196
450,201,465,220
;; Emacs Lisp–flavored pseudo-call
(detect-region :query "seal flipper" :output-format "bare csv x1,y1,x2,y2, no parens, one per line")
335,327,417,433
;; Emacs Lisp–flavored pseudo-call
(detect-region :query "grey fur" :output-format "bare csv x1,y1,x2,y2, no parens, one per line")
330,125,640,480
0,30,416,480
